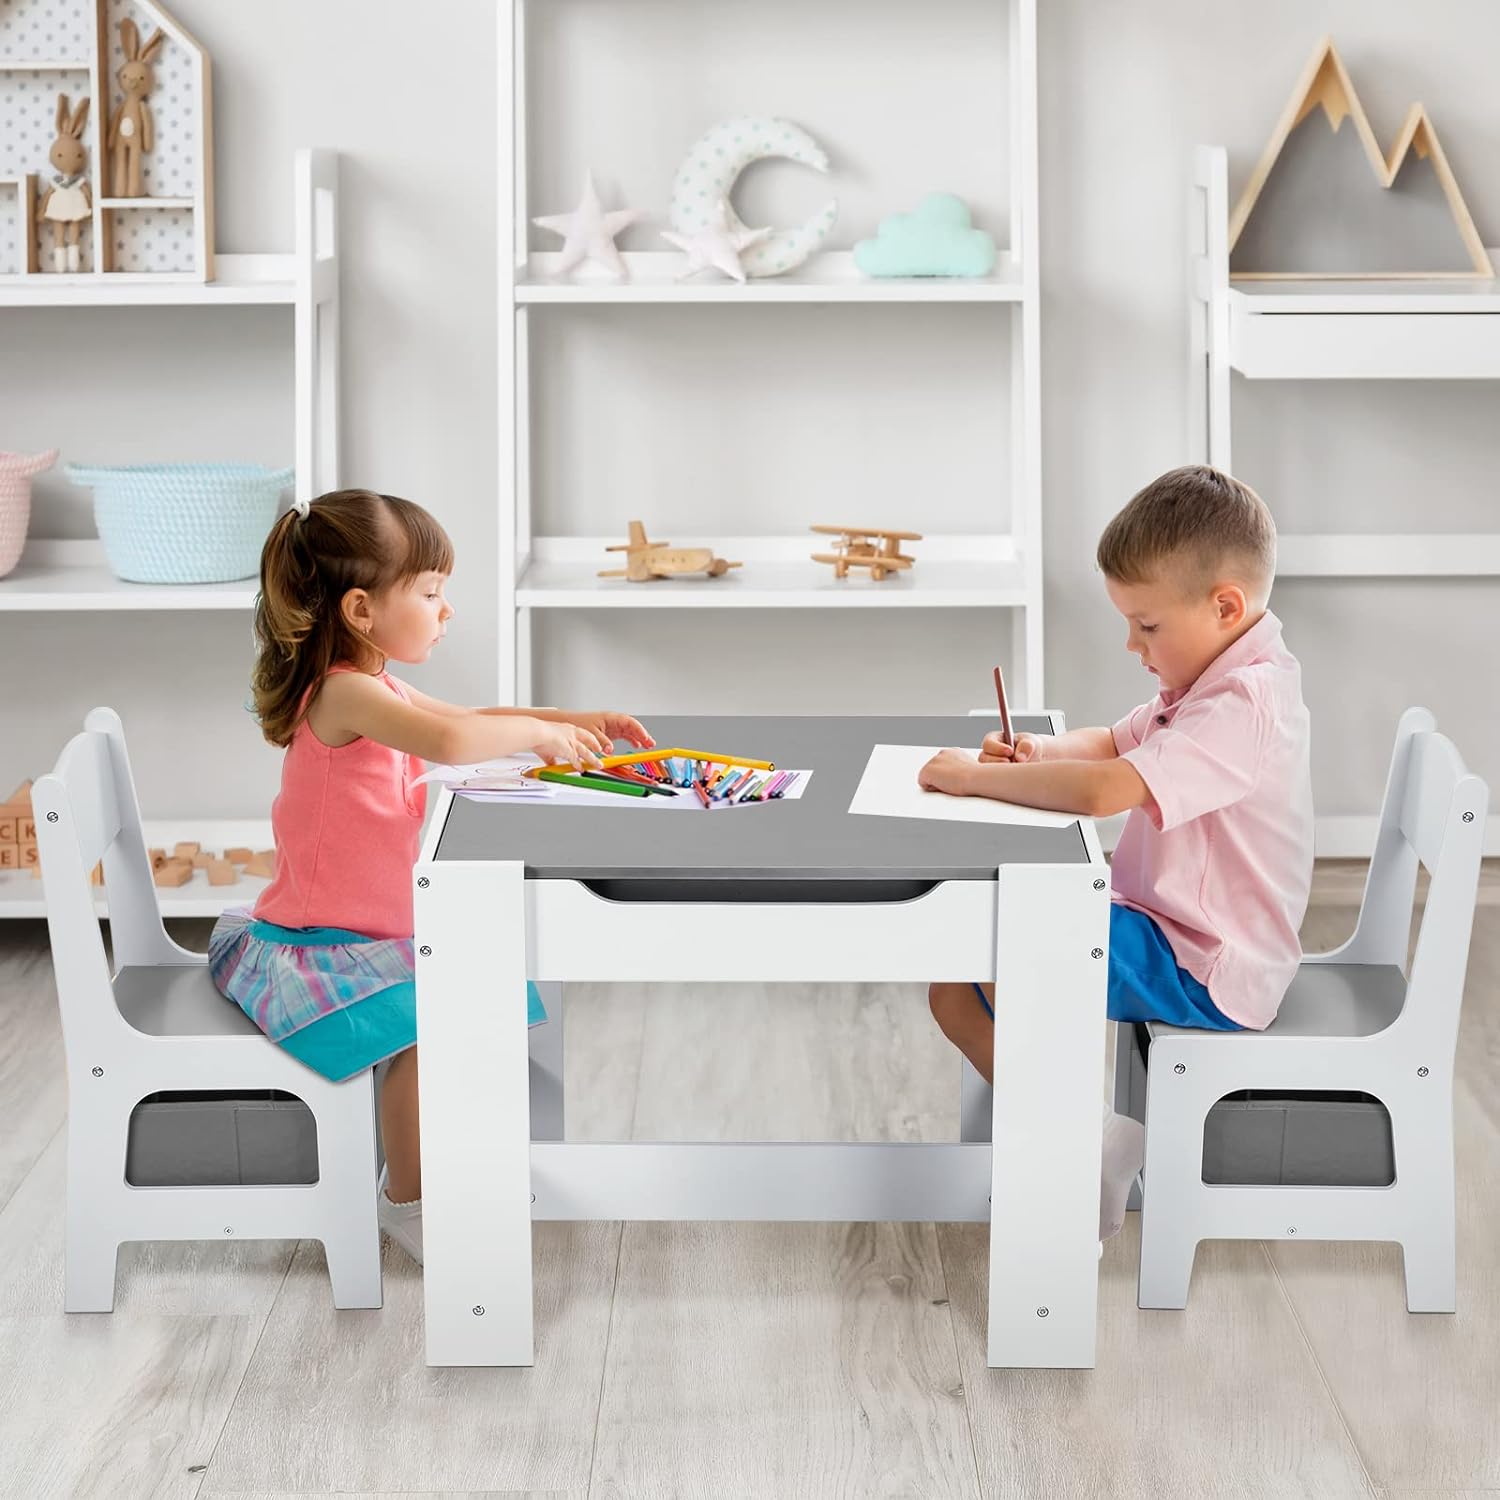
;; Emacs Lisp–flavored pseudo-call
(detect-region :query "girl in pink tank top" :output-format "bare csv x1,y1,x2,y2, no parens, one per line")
208,489,654,1265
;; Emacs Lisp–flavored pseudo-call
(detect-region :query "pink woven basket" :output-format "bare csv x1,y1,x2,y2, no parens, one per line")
0,450,59,578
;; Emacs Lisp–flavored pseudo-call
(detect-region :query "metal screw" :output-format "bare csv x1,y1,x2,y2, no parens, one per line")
1462,811,1475,823
91,1066,103,1077
1286,1227,1297,1236
1036,1307,1049,1318
1092,878,1105,891
224,1227,234,1236
1091,947,1104,960
46,811,59,823
1417,1066,1429,1078
1173,1062,1186,1074
419,945,432,957
473,1305,485,1317
530,1193,536,1204
417,876,430,888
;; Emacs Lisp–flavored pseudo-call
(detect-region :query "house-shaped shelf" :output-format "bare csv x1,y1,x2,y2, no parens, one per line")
1228,36,1492,281
0,0,213,282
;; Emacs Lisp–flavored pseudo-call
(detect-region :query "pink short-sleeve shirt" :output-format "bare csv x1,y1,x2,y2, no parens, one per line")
1109,611,1313,1029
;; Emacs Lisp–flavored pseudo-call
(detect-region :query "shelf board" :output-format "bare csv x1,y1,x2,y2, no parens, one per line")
516,535,1031,609
0,820,274,919
0,59,91,71
1277,533,1500,579
99,197,196,210
516,250,1025,305
0,540,258,611
1224,252,1500,378
0,253,299,306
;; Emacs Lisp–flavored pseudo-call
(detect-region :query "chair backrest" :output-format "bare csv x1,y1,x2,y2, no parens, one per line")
1344,708,1488,1054
32,708,198,1059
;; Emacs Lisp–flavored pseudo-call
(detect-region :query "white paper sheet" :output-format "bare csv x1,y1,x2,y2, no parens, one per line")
847,745,1078,829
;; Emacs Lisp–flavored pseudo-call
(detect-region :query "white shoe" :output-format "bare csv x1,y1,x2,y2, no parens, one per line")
1099,1108,1145,1241
376,1164,424,1265
66,242,80,272
52,247,66,273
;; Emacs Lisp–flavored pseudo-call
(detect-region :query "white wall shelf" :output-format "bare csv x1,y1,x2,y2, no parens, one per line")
498,0,1044,707
0,540,257,610
0,820,272,920
517,250,1025,305
517,536,1028,609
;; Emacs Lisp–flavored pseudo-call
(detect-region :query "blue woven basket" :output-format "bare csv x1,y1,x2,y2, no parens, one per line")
65,463,296,584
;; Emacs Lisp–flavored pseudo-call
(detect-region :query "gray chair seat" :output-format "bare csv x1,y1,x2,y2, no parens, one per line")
1150,962,1407,1041
113,964,263,1039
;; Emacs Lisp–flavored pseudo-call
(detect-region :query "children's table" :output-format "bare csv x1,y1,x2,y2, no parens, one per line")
415,714,1110,1369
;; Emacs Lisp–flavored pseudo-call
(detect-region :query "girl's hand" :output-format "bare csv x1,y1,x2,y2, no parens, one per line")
979,731,1043,764
918,748,979,796
565,710,655,751
531,721,605,770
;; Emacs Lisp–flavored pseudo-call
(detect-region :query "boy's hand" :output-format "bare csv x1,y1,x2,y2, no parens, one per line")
918,748,979,796
979,731,1043,764
564,710,655,751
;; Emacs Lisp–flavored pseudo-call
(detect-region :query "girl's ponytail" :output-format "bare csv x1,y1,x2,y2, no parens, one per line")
250,489,453,747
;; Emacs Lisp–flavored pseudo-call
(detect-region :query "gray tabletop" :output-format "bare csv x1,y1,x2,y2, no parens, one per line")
433,715,1091,885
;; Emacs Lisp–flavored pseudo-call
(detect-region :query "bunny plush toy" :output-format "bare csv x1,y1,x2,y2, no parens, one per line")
40,94,92,273
108,18,166,198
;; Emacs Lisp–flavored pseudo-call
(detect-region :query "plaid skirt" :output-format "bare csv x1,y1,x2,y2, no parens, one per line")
208,907,545,1082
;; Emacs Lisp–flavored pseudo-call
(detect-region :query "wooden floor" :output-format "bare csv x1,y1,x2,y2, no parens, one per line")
0,890,1495,1499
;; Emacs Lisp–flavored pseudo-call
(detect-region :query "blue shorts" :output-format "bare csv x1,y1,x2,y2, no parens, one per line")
971,903,1242,1031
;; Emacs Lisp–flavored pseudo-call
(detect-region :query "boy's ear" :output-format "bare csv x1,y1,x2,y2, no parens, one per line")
1214,583,1248,627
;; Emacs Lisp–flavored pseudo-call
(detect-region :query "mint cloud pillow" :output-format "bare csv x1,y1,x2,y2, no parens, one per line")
854,194,997,278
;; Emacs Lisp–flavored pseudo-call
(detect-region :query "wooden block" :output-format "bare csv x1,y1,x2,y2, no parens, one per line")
32,863,43,881
90,861,104,887
224,847,253,865
20,844,38,869
173,841,201,859
0,845,19,870
3,780,32,809
18,817,35,842
0,816,16,844
244,849,276,879
207,859,237,887
153,860,193,888
192,852,213,869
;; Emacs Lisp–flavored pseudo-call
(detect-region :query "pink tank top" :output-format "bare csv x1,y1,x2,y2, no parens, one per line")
252,665,427,940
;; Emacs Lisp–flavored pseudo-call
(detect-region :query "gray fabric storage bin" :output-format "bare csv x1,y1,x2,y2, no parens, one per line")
126,1092,319,1186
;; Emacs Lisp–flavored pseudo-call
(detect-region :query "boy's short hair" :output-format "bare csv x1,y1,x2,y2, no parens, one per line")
1096,465,1277,604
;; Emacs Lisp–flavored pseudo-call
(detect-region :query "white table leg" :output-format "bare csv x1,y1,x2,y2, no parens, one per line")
415,857,533,1366
987,864,1109,1367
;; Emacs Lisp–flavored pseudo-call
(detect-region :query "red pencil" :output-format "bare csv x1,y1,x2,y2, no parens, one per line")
993,665,1014,749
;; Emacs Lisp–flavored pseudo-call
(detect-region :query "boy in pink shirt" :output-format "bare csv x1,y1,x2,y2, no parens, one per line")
923,465,1313,1236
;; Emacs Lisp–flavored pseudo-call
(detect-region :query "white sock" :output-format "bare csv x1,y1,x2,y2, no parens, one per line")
1099,1106,1145,1241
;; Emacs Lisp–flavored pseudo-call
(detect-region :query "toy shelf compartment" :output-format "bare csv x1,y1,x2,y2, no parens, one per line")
515,534,1031,609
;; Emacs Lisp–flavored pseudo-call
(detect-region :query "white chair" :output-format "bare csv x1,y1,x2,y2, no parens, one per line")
1136,707,1488,1313
34,707,382,1313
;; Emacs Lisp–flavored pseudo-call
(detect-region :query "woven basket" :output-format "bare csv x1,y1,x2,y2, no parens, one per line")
0,449,59,579
64,463,296,584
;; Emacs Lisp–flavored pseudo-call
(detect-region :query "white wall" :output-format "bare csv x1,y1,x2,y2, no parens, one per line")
4,0,1497,829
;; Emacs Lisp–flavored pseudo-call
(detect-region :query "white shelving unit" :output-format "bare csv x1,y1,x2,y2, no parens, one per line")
497,0,1044,707
1190,144,1500,855
1191,144,1500,581
0,148,340,917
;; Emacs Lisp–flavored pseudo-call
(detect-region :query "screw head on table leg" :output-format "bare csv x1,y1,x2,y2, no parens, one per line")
1417,1066,1429,1077
1036,1306,1049,1318
1174,1062,1186,1074
417,876,430,888
1091,947,1104,959
419,945,432,957
1093,878,1105,890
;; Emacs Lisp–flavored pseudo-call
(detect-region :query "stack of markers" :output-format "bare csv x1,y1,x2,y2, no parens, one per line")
524,747,800,809
610,752,801,810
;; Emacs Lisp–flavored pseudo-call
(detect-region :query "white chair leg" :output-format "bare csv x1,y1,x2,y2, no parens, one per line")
64,1223,121,1313
307,1077,382,1310
63,1090,128,1313
1138,1059,1211,1310
1395,1092,1458,1314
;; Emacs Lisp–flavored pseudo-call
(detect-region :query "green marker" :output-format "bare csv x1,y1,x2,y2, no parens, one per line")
536,769,650,797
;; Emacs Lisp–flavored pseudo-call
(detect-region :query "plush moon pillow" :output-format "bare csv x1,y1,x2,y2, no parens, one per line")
854,194,997,278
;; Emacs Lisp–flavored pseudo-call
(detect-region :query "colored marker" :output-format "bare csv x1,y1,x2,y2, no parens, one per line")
735,775,766,803
761,771,788,799
693,779,711,809
534,769,649,797
771,771,799,799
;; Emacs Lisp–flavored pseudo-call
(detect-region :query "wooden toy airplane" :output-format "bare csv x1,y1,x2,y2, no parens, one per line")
810,525,922,580
598,521,742,582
